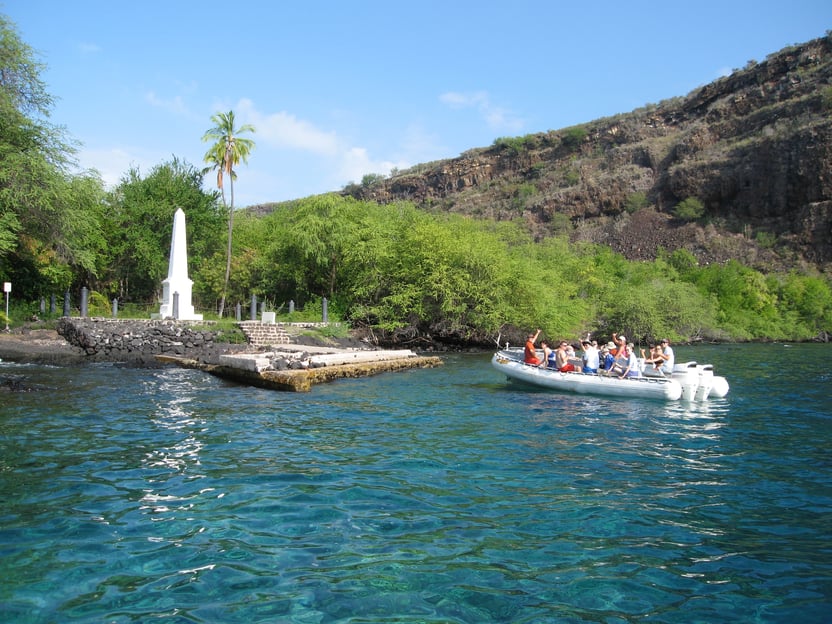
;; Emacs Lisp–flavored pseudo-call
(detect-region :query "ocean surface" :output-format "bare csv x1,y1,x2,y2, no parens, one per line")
1,343,830,623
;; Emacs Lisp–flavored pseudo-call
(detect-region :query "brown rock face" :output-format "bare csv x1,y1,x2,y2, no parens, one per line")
336,35,832,271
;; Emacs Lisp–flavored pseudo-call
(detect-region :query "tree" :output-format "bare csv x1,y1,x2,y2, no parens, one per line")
103,158,224,304
0,13,108,301
201,110,255,317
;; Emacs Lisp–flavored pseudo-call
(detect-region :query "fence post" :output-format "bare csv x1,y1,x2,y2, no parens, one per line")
112,298,118,319
250,294,257,321
235,303,242,321
80,287,88,318
63,291,70,317
322,297,328,323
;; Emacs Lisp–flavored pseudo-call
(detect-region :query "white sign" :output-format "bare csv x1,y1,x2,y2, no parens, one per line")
3,282,10,293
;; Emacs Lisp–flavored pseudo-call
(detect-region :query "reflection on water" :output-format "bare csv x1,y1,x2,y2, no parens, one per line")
144,369,206,473
1,347,830,622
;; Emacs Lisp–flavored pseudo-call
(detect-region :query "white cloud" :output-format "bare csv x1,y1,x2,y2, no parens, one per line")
440,90,524,133
75,146,163,189
336,147,407,186
236,98,338,155
145,91,190,116
232,98,411,192
440,91,489,109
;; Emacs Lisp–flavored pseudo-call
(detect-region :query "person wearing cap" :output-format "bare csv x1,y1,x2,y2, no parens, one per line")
612,332,629,358
524,329,542,365
600,342,616,373
607,332,630,376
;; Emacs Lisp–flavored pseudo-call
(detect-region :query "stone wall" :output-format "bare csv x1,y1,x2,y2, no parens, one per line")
57,318,220,361
237,321,292,347
56,318,342,362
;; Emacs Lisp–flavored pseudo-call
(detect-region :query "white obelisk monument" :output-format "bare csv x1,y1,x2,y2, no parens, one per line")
158,208,202,320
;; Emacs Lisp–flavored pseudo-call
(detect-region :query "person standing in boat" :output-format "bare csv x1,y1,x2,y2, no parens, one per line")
555,341,576,372
524,329,542,365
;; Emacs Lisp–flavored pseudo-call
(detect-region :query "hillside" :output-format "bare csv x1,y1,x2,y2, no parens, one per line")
329,34,831,274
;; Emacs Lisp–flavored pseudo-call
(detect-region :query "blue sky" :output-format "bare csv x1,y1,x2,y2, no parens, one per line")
5,1,831,206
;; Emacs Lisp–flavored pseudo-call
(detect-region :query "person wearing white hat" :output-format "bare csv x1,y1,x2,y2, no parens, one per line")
600,343,616,373
612,332,629,358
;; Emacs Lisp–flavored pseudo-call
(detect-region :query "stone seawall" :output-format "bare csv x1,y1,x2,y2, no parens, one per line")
237,321,291,347
57,318,221,361
49,318,445,387
237,321,340,347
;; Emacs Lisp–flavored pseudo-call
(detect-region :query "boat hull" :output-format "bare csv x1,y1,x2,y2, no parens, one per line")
492,351,683,401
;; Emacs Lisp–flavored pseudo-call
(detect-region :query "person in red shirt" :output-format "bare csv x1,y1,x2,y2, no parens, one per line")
524,329,541,365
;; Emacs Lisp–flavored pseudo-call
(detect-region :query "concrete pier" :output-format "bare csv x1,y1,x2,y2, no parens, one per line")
157,344,443,392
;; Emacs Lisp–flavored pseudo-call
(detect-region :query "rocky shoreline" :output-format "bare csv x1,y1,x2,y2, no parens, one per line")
0,322,356,367
0,321,444,392
0,329,88,366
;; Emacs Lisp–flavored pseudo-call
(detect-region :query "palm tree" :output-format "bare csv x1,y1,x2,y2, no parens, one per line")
202,110,255,317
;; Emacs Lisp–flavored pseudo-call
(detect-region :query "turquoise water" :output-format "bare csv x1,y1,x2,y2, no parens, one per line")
1,344,830,623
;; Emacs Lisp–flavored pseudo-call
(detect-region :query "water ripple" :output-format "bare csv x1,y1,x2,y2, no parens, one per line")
2,348,831,622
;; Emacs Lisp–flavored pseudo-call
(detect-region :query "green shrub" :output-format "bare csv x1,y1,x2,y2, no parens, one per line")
493,135,536,154
755,231,777,249
562,168,580,187
88,290,112,316
528,162,546,179
673,197,705,221
549,213,573,235
624,191,649,214
361,173,386,187
302,323,350,340
822,86,832,111
562,126,588,149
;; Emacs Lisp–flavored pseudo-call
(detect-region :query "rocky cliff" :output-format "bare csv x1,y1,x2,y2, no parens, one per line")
343,35,832,272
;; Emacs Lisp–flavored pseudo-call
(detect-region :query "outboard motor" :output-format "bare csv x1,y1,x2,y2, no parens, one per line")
710,375,730,398
695,364,714,401
672,361,700,401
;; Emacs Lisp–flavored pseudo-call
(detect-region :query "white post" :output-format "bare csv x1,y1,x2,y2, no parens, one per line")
3,282,10,332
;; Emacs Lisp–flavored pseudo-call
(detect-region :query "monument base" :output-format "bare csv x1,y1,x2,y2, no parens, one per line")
157,309,203,321
158,275,202,321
